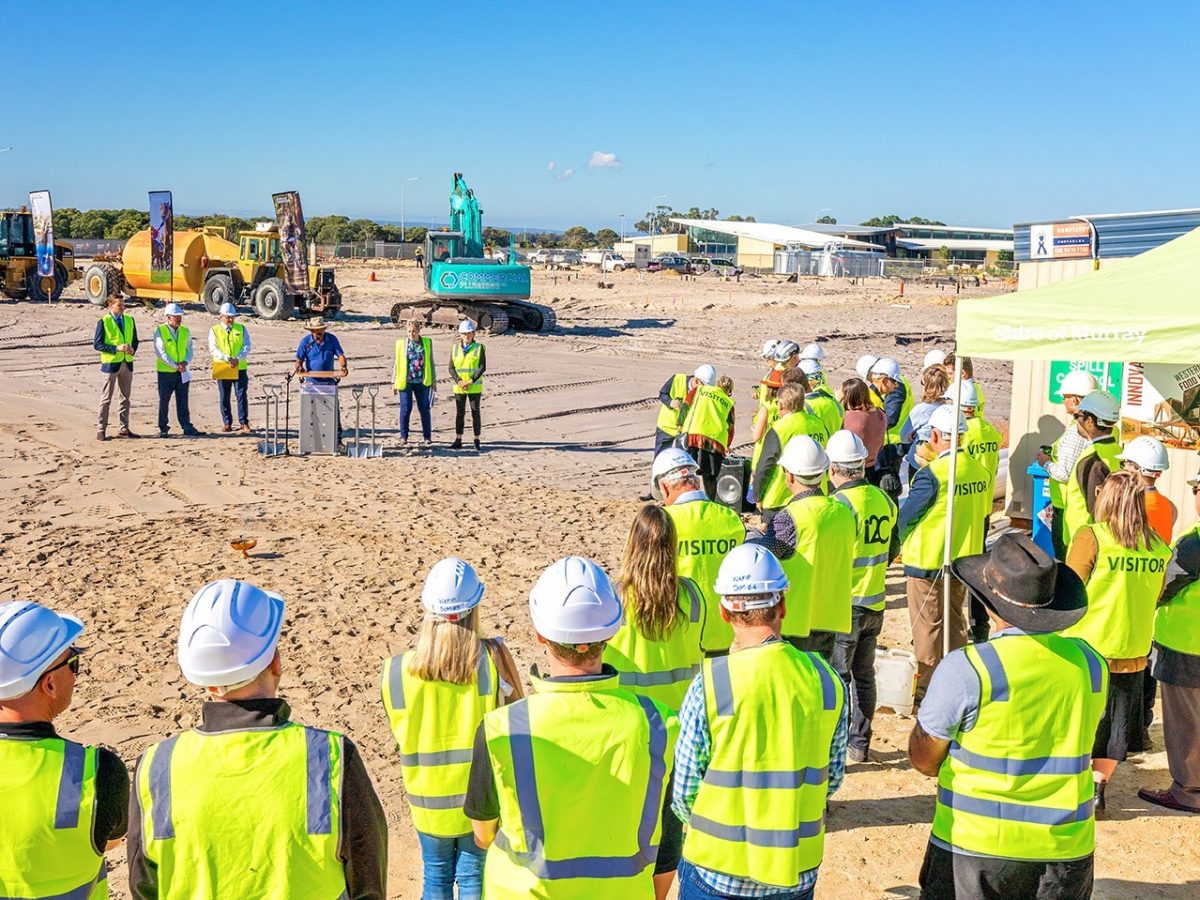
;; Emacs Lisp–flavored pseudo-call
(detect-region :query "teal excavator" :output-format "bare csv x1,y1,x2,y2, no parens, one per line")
389,172,554,333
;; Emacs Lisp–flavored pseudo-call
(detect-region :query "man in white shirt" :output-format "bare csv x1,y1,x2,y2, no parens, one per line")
154,302,201,438
208,302,253,433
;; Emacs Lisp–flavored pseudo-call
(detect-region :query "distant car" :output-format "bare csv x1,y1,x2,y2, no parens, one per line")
551,250,582,267
529,248,553,264
693,256,743,276
652,254,690,273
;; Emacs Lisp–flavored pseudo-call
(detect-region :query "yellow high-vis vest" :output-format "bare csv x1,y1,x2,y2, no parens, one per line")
683,384,734,446
665,499,745,652
604,577,705,711
394,335,434,390
481,670,679,899
99,314,134,364
656,373,689,436
805,392,843,440
683,642,843,887
1155,525,1200,656
964,415,1002,498
1062,436,1122,546
758,410,830,510
382,645,500,836
833,481,897,612
0,737,107,899
136,724,347,898
211,323,248,371
452,342,484,395
902,450,991,573
932,633,1107,860
778,493,856,635
1062,523,1170,659
155,324,190,373
885,376,915,445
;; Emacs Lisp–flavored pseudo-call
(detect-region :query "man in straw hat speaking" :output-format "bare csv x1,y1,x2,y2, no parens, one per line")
293,317,349,451
908,533,1107,899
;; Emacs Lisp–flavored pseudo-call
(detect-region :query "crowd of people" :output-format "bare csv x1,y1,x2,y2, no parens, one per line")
4,329,1197,900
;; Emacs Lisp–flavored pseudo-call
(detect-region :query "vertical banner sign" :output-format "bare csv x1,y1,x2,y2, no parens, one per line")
272,191,308,294
1120,362,1200,452
29,190,54,279
148,191,174,286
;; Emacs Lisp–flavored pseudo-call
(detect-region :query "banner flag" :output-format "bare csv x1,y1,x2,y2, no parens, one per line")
29,190,54,279
272,191,308,294
149,191,174,286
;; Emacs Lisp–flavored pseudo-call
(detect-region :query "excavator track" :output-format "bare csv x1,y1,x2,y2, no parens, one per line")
388,298,556,335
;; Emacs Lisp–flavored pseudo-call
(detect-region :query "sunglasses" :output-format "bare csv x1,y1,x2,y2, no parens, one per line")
43,647,82,679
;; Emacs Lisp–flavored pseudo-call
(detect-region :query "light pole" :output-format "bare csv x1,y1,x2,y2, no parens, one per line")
400,176,420,246
619,213,626,242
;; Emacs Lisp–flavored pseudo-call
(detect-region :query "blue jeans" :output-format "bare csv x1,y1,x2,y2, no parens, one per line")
218,371,249,427
677,860,814,900
399,383,432,440
416,831,484,900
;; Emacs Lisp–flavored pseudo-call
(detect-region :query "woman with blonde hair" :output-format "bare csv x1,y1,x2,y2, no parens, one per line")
381,557,520,899
605,503,705,900
1064,471,1171,813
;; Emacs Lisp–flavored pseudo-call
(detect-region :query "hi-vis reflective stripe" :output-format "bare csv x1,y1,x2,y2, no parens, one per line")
852,553,889,567
1080,645,1105,693
853,592,886,606
147,728,335,838
0,860,108,900
687,813,825,847
620,665,700,688
388,647,492,711
948,743,1092,776
54,740,85,828
973,643,1009,701
708,650,838,716
683,578,703,623
813,656,838,710
702,766,829,789
937,786,1093,826
493,694,667,879
408,792,468,810
398,748,474,767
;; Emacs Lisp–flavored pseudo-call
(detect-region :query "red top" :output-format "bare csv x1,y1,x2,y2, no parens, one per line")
843,407,888,466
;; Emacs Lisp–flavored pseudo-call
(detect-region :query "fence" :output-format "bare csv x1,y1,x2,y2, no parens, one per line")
63,238,125,257
316,241,421,260
880,258,1016,280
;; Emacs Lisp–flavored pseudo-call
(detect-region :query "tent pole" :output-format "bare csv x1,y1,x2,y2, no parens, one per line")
943,357,964,657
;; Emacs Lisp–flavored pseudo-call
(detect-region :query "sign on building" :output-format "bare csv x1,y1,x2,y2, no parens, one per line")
1047,360,1122,403
1029,222,1091,260
1121,362,1200,452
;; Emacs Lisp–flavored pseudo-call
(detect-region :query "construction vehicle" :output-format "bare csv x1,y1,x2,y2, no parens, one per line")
0,207,79,301
388,173,554,333
81,223,340,320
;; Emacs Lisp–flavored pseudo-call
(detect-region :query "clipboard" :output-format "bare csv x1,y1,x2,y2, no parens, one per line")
212,360,240,381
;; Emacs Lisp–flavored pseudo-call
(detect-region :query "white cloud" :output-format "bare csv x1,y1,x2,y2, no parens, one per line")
587,151,621,170
546,161,556,172
558,167,574,181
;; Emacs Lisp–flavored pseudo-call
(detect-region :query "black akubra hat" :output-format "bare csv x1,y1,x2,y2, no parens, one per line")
952,532,1088,633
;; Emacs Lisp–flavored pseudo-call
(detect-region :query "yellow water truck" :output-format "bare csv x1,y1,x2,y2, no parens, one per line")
82,224,340,320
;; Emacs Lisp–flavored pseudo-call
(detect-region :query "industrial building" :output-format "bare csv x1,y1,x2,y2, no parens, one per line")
804,222,1013,263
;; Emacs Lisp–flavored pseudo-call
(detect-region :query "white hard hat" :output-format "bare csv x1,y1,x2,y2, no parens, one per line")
870,357,902,381
714,544,788,610
800,342,825,361
923,349,947,370
529,557,622,645
779,434,829,477
693,364,717,386
458,319,477,334
799,358,823,377
177,579,285,688
855,354,880,380
650,448,698,500
928,403,967,436
1057,370,1100,399
942,380,979,409
1077,390,1120,425
421,557,485,621
164,302,184,317
1117,436,1170,473
0,602,85,701
826,429,869,464
761,339,781,360
773,340,800,363
219,302,238,317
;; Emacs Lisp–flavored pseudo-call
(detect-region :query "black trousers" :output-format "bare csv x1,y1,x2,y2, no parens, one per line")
831,607,884,753
785,631,836,662
653,428,675,459
693,447,724,501
919,842,1093,900
454,392,482,437
156,371,192,432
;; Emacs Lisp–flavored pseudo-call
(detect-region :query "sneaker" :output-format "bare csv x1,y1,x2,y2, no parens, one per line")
422,439,432,449
848,746,869,764
450,437,463,450
158,430,170,438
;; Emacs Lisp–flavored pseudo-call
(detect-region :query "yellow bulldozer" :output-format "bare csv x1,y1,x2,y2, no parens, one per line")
0,207,79,301
82,223,341,320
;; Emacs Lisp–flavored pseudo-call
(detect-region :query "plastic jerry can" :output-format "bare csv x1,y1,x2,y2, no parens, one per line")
874,648,917,717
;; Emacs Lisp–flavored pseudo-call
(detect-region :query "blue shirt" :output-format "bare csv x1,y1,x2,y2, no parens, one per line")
296,332,344,383
672,638,849,897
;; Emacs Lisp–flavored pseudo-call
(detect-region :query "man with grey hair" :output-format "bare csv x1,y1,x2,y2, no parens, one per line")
828,430,899,762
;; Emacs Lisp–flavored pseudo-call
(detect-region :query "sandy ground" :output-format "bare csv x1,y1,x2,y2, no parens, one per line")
1,264,1196,898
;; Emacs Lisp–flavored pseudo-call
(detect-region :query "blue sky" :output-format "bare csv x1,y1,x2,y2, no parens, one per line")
7,1,1199,231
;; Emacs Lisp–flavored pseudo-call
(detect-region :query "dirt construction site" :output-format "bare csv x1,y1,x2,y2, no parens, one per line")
1,263,1196,898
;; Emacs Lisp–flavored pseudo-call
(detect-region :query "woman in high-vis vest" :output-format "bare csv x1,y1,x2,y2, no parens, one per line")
393,318,436,447
1138,469,1200,814
681,365,735,500
382,558,520,900
604,505,705,898
1064,472,1170,813
450,319,486,450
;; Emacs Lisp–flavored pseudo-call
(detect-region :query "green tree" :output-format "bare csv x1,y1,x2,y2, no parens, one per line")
995,249,1013,262
71,210,114,238
562,225,595,248
403,226,428,244
348,218,383,242
816,215,837,224
937,245,952,261
54,207,78,238
859,214,946,227
482,226,512,246
107,211,149,240
594,227,619,247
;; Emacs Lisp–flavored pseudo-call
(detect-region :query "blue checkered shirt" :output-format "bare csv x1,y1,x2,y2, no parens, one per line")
671,640,849,898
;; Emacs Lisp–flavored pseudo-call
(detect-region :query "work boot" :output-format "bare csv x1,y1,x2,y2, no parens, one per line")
239,423,251,434
450,437,463,449
118,428,139,438
96,430,107,442
1094,781,1107,818
848,746,869,764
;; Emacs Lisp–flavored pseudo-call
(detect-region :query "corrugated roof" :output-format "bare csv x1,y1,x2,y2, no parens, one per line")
795,223,895,236
898,238,1014,252
896,222,1014,236
669,218,882,251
